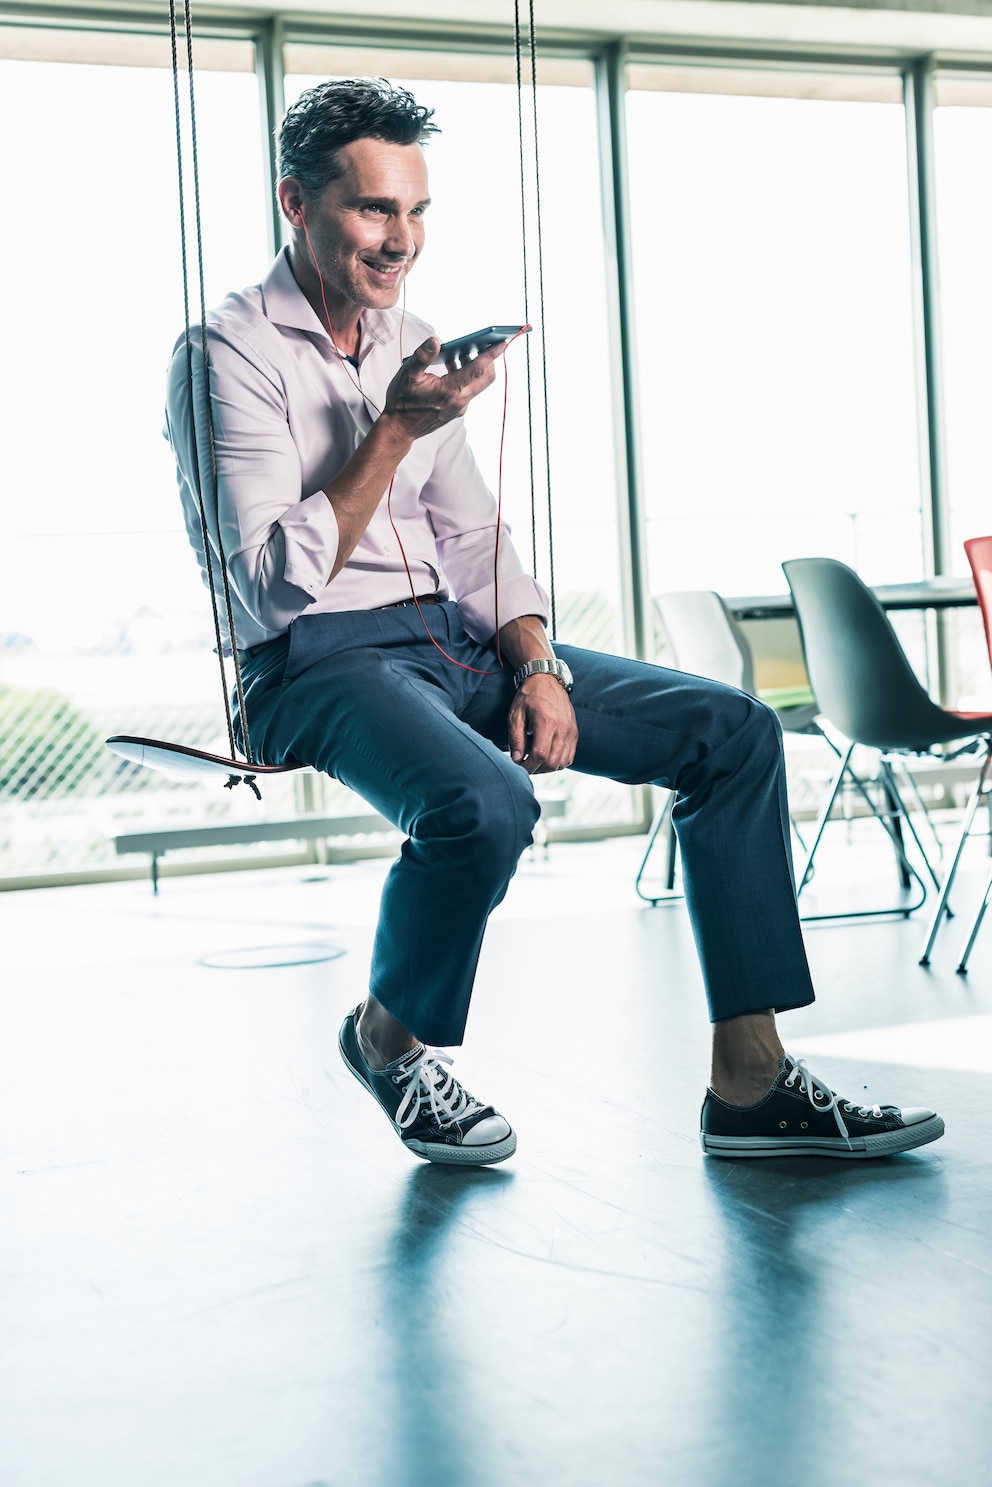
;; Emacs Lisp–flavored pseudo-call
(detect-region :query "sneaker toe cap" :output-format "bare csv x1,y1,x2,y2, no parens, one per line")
899,1106,938,1127
463,1114,512,1146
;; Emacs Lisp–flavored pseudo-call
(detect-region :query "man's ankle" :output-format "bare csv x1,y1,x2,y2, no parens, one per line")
710,1010,784,1106
357,998,418,1071
709,1064,782,1107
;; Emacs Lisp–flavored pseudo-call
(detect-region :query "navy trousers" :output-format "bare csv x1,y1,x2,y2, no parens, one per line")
239,602,815,1046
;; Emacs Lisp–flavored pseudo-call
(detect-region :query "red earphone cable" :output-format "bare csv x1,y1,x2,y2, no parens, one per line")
300,207,526,679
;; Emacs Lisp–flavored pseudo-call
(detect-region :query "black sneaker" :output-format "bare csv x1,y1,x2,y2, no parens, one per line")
338,1008,517,1166
700,1053,945,1159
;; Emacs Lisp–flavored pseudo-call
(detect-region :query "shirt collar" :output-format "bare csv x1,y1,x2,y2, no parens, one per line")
260,247,396,355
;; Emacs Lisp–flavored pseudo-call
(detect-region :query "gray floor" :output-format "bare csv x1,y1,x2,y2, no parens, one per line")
2,830,991,1487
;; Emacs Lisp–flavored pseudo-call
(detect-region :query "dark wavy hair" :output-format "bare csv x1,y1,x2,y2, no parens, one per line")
277,78,440,193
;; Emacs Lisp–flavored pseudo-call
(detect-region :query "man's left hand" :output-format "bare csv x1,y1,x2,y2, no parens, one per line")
507,676,578,775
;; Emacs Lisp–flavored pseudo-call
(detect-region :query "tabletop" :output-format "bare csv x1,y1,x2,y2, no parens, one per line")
729,575,975,621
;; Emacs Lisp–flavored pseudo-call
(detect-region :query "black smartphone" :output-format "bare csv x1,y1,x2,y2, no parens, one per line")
435,325,530,364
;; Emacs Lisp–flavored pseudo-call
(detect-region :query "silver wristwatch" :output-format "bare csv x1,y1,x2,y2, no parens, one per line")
512,657,574,693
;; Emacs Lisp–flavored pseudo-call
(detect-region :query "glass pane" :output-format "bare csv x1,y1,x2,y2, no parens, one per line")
933,83,992,567
285,54,633,828
0,39,273,877
625,68,922,639
932,79,992,707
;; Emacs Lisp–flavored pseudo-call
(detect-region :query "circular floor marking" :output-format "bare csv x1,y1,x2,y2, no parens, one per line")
197,942,346,970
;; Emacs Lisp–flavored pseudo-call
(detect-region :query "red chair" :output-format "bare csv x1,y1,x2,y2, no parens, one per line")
947,535,992,971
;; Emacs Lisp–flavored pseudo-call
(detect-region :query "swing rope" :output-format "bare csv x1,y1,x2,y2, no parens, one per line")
513,0,557,636
169,0,260,793
513,0,538,585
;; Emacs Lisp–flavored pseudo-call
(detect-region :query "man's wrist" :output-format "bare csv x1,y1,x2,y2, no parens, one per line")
370,411,416,460
497,614,556,673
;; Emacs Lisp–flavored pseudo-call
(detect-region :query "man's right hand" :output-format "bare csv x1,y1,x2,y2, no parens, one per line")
323,335,506,579
379,336,506,442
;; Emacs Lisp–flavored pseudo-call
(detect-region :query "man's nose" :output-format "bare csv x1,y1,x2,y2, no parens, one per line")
383,218,417,259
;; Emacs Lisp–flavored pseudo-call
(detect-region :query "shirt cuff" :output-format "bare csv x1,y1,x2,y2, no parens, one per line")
278,491,341,600
456,575,550,644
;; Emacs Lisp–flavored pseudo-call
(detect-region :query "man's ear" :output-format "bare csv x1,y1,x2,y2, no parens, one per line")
277,177,307,228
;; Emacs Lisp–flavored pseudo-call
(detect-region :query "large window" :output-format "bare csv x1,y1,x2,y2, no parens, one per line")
0,27,278,876
286,47,633,828
285,48,623,649
3,15,992,881
933,77,992,567
625,66,923,624
931,75,992,707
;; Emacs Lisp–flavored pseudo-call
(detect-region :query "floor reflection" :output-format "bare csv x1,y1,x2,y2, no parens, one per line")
698,1155,949,1480
376,1164,514,1486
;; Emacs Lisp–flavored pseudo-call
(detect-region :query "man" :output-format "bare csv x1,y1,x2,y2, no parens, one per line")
166,79,943,1167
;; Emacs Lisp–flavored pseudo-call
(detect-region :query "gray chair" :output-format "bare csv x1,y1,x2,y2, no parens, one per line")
783,556,992,927
635,590,821,906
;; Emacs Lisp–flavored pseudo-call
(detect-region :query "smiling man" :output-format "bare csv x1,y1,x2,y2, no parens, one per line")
166,79,944,1169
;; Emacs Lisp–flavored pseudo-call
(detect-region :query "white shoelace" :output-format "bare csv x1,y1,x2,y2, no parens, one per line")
783,1054,884,1144
392,1048,485,1132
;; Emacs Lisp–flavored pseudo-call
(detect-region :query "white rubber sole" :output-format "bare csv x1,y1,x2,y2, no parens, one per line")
701,1114,945,1159
406,1131,518,1165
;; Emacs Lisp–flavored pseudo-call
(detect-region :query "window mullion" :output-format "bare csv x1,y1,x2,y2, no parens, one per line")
595,42,651,667
905,55,953,700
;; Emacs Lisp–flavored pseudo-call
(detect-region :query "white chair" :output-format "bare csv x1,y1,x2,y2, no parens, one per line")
637,589,935,918
637,590,818,904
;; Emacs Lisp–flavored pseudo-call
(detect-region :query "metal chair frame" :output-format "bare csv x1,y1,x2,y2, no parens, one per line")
783,556,992,937
634,588,939,915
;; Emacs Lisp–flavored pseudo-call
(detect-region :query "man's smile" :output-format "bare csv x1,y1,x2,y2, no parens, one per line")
362,258,408,283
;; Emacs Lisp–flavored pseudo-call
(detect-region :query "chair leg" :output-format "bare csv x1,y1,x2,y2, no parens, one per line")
892,757,944,867
919,746,992,966
797,743,853,894
956,867,992,974
879,770,911,888
796,738,897,893
798,744,929,921
634,792,682,905
878,759,942,894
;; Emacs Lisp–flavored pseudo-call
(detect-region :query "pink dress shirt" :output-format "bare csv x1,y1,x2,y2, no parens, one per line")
165,248,548,653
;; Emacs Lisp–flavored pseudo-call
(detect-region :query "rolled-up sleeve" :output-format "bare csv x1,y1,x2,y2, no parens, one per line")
165,328,341,636
422,418,549,643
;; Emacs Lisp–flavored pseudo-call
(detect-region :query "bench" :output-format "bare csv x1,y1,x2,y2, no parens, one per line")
115,796,568,892
114,811,395,893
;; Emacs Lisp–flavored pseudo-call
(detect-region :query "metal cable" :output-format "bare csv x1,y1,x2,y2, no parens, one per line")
527,0,557,636
513,1,557,634
181,0,256,765
170,0,256,767
513,0,539,581
169,0,234,757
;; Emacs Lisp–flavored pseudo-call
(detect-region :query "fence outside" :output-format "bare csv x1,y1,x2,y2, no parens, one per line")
0,590,635,885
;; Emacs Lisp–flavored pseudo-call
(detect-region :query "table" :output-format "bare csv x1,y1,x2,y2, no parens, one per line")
728,575,976,621
726,576,976,695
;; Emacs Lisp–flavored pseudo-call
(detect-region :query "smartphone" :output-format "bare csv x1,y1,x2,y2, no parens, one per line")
435,325,530,364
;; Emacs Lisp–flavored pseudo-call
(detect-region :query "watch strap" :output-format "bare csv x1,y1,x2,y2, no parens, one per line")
512,658,573,692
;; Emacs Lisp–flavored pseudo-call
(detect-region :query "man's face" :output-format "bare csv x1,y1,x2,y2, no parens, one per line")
298,137,429,316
